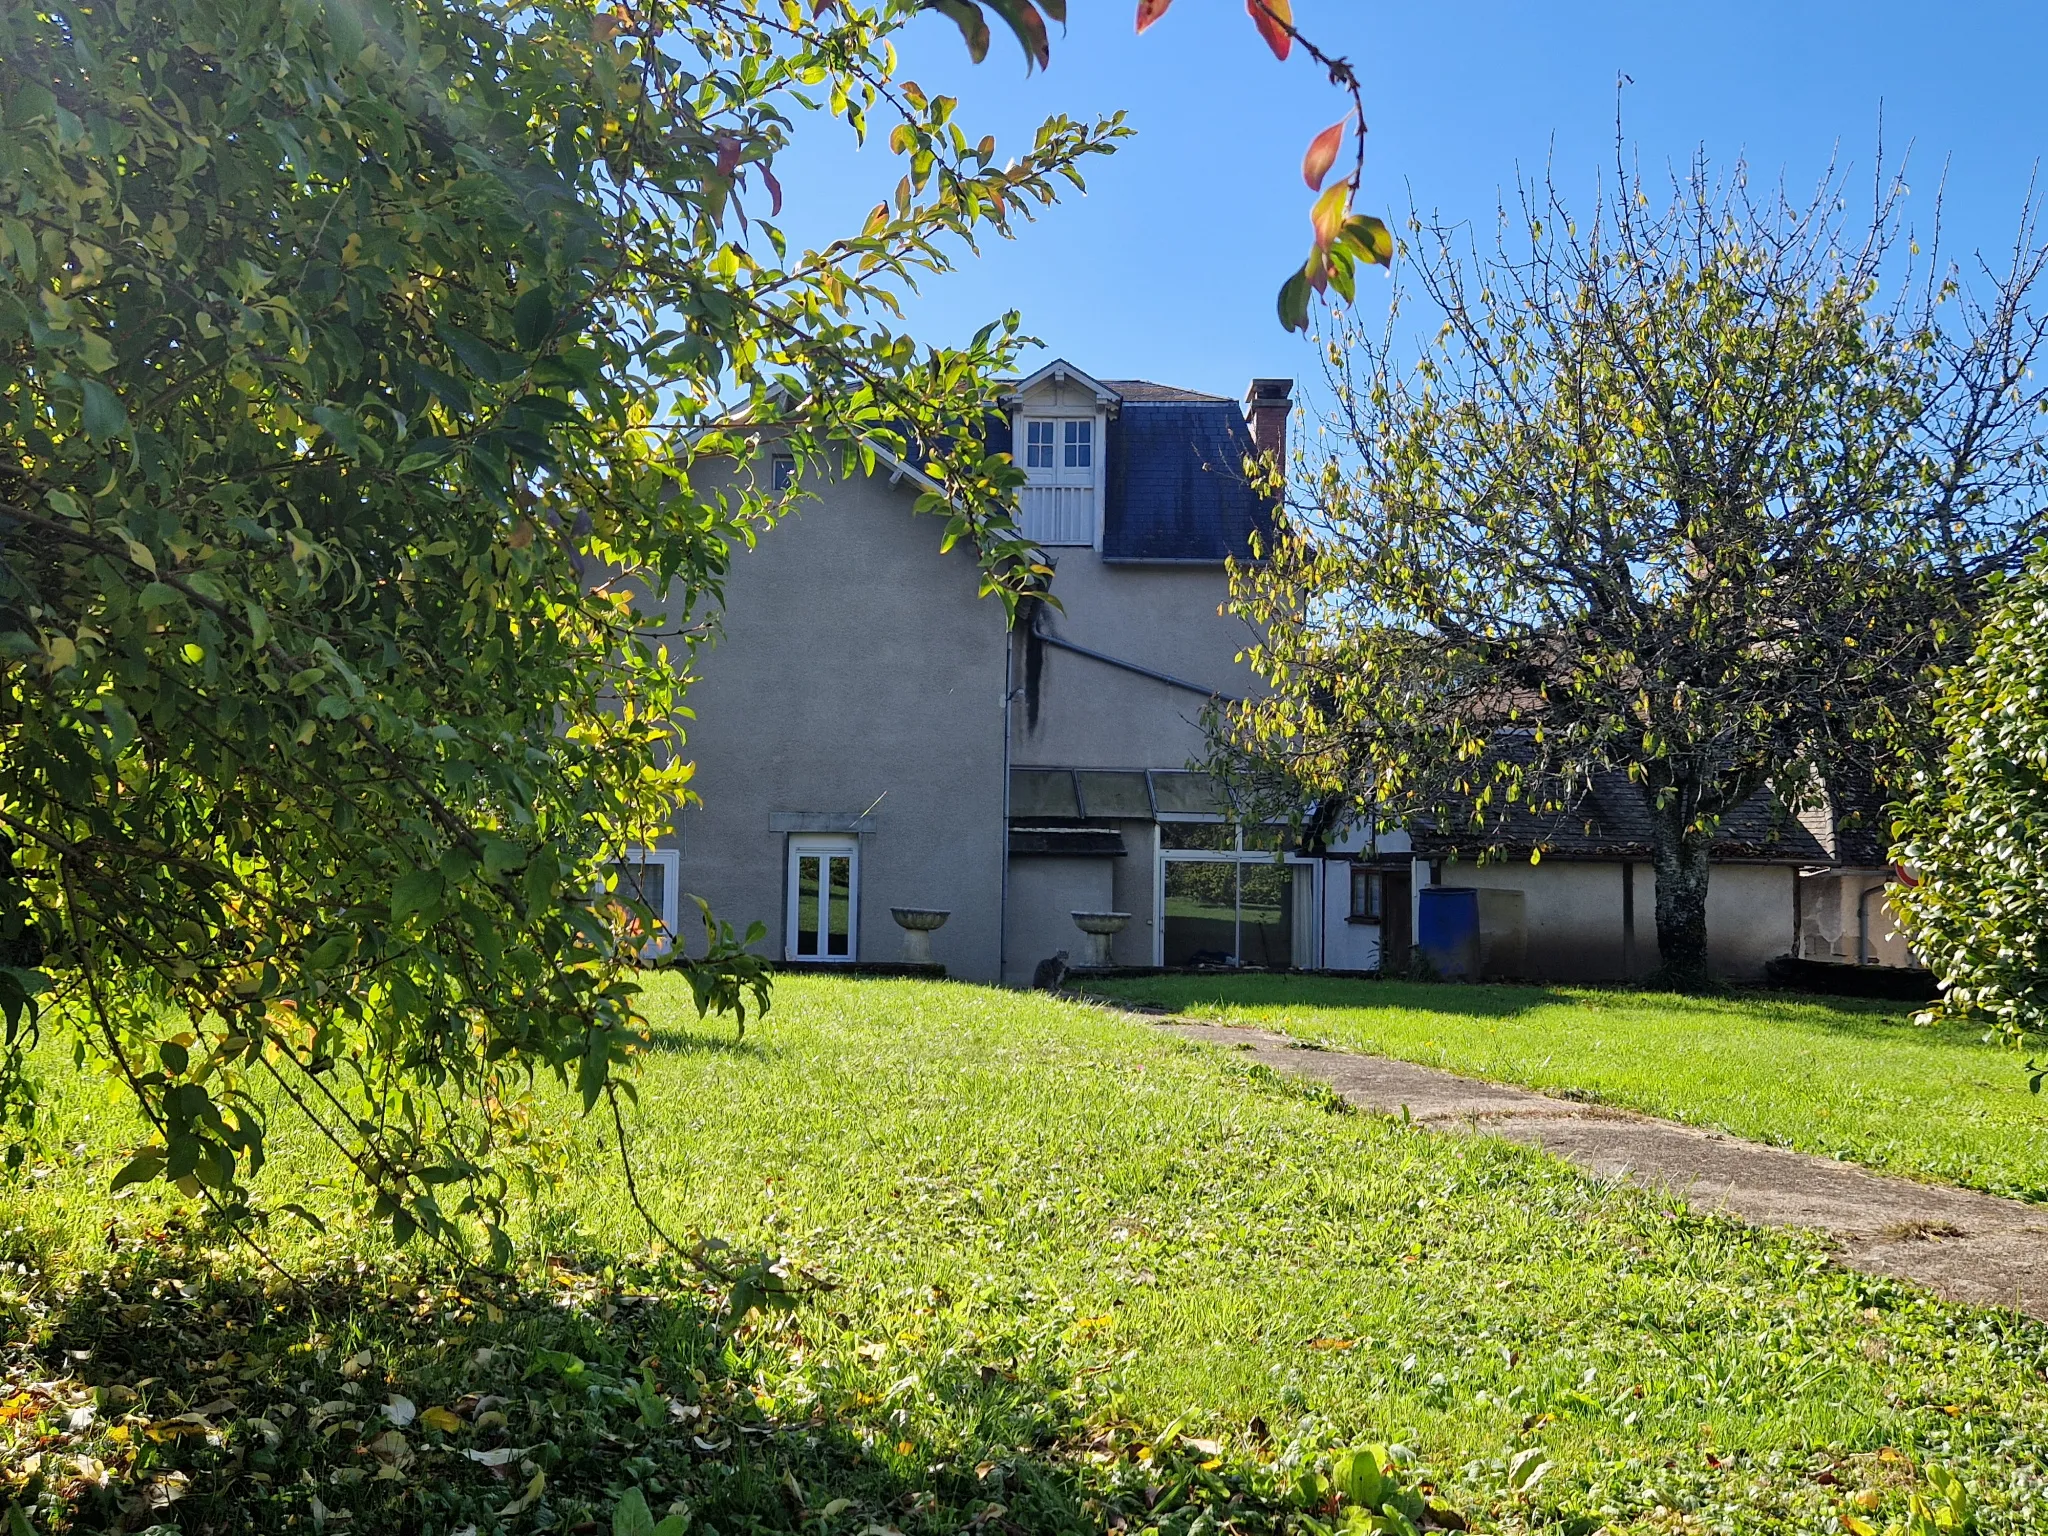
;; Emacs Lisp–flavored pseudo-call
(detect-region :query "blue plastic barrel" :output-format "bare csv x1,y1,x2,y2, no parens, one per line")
1417,887,1481,979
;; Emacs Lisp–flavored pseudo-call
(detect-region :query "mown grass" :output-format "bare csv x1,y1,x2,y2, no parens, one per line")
4,976,2047,1535
1085,974,2048,1204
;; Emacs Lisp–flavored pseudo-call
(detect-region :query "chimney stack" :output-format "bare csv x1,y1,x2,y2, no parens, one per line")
1245,378,1293,476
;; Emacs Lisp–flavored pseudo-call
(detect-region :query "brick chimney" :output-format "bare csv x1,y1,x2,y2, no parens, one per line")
1244,377,1293,475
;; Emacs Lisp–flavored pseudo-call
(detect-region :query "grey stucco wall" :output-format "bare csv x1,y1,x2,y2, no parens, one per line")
1108,819,1161,968
1441,858,1632,981
1704,864,1798,980
1012,555,1258,771
1003,553,1261,975
667,463,1011,981
1437,857,1795,982
1005,858,1115,982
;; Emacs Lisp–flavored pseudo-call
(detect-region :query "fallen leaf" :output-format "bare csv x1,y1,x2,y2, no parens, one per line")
499,1467,546,1517
383,1395,417,1427
420,1405,462,1434
464,1445,530,1468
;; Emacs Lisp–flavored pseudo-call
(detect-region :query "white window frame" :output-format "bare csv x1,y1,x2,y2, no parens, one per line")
785,834,860,963
1153,818,1317,968
1024,418,1058,471
599,847,681,961
1016,411,1104,547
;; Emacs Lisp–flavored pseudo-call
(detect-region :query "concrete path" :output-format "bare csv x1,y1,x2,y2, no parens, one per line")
1155,1018,2048,1319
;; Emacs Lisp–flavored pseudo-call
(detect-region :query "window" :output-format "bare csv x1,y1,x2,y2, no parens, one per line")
1349,865,1383,922
1160,821,1236,851
771,454,796,491
1157,822,1312,968
600,848,681,960
786,835,858,962
1018,415,1097,545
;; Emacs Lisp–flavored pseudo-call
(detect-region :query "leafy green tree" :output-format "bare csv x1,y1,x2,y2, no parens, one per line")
1894,552,2048,1044
0,0,1120,1254
1227,156,2048,988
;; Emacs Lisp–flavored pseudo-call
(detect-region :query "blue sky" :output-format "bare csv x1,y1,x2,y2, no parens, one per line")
768,1,2048,405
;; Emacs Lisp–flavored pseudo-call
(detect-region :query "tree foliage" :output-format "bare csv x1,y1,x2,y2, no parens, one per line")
925,0,1391,329
1894,551,2048,1045
1227,154,2048,987
0,0,1121,1254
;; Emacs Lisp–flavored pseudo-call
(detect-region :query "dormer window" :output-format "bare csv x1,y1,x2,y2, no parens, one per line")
1019,415,1098,546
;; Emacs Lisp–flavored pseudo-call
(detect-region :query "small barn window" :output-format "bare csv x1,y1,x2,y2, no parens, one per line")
1349,866,1383,922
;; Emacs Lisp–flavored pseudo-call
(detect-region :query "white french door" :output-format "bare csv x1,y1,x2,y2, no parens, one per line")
786,835,858,962
1019,417,1096,545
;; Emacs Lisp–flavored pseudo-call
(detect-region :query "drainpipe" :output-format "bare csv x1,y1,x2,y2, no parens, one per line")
1856,882,1887,966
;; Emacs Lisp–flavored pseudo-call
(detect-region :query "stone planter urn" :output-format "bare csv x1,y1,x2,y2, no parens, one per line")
1070,911,1131,969
890,907,951,964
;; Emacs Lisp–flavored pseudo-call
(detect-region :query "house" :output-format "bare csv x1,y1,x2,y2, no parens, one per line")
1792,795,1919,970
632,360,1311,984
1313,771,1832,983
620,356,1915,989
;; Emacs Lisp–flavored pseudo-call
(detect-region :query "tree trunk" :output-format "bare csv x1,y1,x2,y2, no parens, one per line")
1646,815,1713,991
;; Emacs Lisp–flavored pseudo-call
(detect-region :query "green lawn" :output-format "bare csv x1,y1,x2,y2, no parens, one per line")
5,976,2047,1535
1085,974,2048,1204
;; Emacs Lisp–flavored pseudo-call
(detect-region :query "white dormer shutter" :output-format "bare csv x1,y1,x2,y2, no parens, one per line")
1020,416,1096,545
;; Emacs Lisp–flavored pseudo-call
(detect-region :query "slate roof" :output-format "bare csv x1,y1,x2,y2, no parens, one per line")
979,372,1278,562
1407,754,1831,865
1100,397,1275,562
1098,379,1232,404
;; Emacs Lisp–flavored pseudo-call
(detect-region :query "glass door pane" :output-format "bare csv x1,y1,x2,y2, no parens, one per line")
795,854,821,957
1162,859,1238,967
788,836,858,962
825,854,852,957
1238,861,1294,968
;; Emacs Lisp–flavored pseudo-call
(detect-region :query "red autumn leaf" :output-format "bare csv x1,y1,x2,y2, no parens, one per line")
714,135,742,178
1135,0,1174,31
1246,0,1291,60
590,11,619,41
761,163,783,217
1302,120,1344,191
